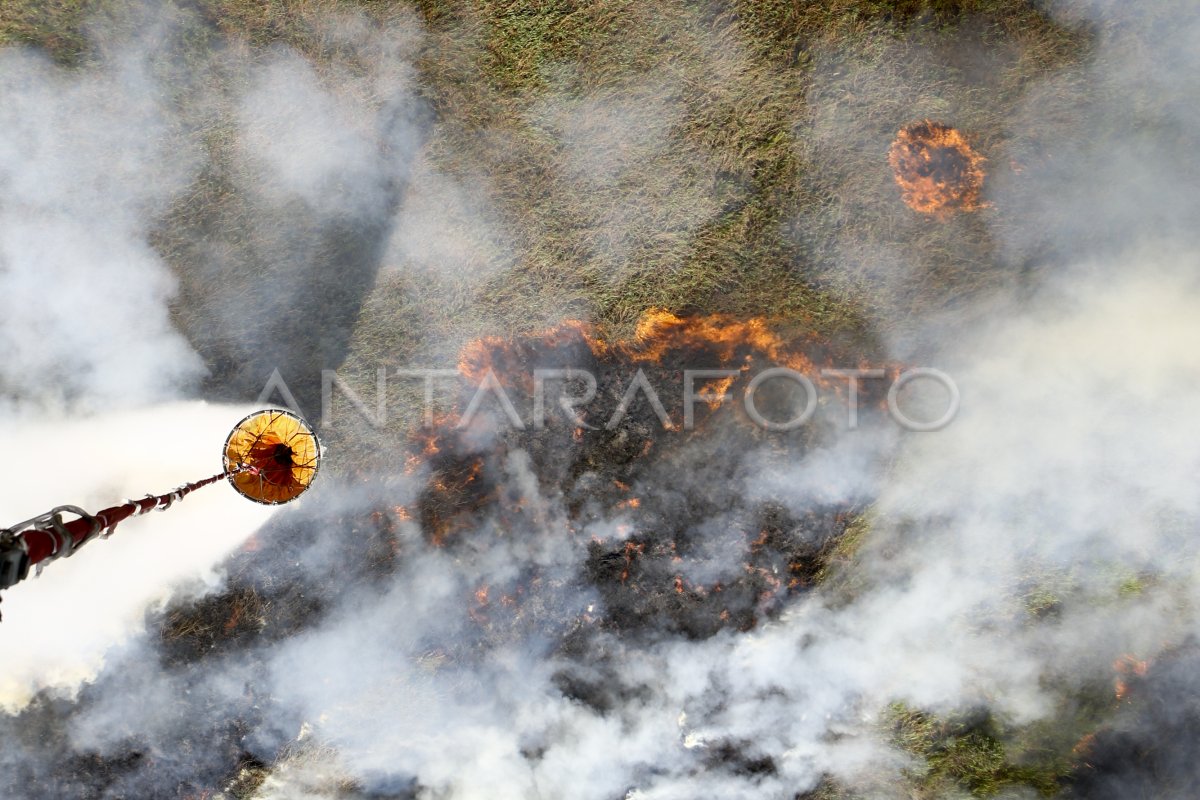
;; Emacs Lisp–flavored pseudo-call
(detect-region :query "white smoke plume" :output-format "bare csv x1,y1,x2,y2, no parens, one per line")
0,19,285,709
2,0,1200,798
0,4,426,712
0,403,274,710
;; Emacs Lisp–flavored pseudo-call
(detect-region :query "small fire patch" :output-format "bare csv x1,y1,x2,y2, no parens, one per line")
888,120,986,219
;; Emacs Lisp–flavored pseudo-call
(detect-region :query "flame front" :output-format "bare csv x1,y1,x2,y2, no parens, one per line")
378,308,892,642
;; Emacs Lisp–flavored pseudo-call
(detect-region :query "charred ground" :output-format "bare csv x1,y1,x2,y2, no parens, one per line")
0,1,1180,798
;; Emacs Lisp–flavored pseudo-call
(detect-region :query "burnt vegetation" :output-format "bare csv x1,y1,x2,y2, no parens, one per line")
7,315,892,798
0,0,1174,798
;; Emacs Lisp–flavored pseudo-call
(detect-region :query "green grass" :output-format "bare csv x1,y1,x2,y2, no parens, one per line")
0,0,97,59
813,507,876,600
0,1,1102,795
887,703,1073,797
0,0,1085,353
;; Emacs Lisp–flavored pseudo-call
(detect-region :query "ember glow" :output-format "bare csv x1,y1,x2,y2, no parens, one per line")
390,309,893,636
6,0,1200,796
888,120,987,218
1113,653,1150,701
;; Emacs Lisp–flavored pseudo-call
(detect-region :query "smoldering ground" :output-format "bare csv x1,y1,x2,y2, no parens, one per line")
3,1,1200,798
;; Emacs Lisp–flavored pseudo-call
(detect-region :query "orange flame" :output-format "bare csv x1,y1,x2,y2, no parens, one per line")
458,310,830,389
418,309,891,628
888,120,986,219
620,541,646,584
1113,653,1150,700
631,310,820,374
459,320,606,387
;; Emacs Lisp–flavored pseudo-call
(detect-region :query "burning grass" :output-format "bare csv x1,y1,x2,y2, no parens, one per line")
409,310,892,638
889,120,987,219
0,1,1105,798
1067,645,1200,798
61,310,890,797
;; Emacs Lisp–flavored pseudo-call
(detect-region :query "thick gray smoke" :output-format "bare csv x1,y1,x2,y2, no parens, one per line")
2,1,1200,798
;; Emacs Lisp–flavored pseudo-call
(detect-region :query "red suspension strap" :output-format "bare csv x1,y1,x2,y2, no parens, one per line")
0,465,258,597
0,408,321,620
